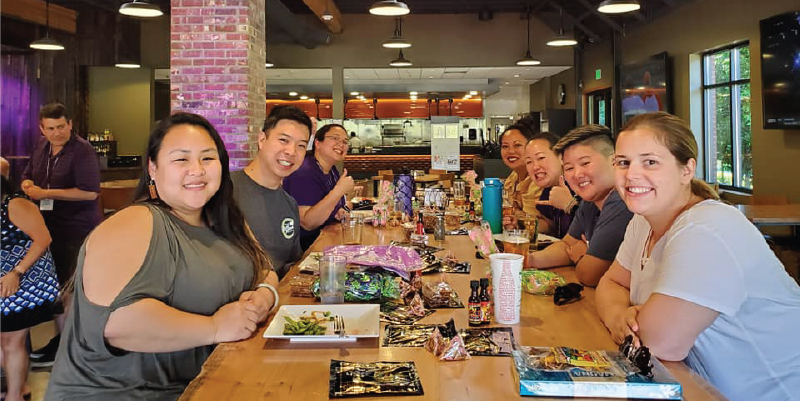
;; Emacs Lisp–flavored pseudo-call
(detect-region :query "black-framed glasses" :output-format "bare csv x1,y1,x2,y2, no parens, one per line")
325,136,349,147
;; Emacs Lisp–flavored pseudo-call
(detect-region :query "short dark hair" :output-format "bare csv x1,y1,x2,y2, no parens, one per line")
39,103,69,122
553,124,614,157
500,123,535,142
262,106,312,138
350,132,356,137
314,123,346,143
528,131,560,149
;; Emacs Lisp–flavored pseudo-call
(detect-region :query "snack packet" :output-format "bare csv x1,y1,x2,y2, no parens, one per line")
425,327,446,356
520,270,567,295
439,333,471,361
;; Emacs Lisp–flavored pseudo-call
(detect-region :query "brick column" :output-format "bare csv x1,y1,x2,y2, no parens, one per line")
170,0,266,170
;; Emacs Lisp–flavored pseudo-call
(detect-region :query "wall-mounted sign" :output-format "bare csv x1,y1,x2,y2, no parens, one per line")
595,69,602,80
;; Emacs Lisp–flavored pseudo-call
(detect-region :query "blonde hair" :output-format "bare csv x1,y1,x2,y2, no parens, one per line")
620,112,719,201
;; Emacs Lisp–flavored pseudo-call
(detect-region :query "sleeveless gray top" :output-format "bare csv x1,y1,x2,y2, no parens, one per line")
45,204,254,401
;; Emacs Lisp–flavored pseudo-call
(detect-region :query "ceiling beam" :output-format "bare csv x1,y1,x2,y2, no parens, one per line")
2,0,77,34
542,0,600,41
301,0,343,34
575,0,624,33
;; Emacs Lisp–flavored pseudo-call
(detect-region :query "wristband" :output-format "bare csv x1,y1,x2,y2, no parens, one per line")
257,283,280,315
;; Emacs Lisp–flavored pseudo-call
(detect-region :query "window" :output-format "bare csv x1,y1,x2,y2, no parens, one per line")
703,43,752,190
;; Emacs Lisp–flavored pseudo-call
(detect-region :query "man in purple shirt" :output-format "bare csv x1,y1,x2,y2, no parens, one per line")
21,103,101,366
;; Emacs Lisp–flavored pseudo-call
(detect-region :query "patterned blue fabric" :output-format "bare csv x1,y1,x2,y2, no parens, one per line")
1,192,60,316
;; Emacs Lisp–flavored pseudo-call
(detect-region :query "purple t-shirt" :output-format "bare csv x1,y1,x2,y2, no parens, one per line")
283,154,345,247
22,135,102,239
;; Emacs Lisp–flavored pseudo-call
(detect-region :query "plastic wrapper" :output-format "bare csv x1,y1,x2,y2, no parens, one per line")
408,293,426,316
382,319,457,347
461,327,516,357
439,333,471,361
380,302,434,325
324,245,424,280
329,360,424,398
421,280,464,308
468,222,499,259
311,271,400,302
289,275,317,298
424,327,446,356
520,270,567,295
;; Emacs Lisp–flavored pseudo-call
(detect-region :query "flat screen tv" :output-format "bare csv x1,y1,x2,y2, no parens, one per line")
620,52,671,125
760,11,800,129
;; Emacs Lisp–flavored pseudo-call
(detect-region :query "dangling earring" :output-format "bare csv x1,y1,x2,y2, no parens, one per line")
148,179,158,199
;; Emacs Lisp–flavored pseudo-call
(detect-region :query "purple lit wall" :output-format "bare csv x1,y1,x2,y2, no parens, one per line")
1,54,41,185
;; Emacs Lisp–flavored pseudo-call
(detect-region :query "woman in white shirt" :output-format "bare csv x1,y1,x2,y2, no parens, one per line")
596,112,799,401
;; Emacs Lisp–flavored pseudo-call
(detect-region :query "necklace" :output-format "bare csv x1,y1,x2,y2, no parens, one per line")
640,194,700,270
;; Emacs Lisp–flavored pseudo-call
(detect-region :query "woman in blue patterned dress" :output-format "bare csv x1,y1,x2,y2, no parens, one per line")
1,174,60,401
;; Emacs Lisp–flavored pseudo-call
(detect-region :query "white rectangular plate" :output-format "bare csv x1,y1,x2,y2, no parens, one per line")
263,304,380,342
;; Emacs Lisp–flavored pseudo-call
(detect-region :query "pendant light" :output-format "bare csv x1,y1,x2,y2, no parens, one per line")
546,5,577,47
115,62,141,69
322,0,334,21
265,15,275,68
389,50,412,67
370,0,410,17
30,0,65,51
597,0,641,14
382,17,411,49
516,9,540,66
119,0,163,18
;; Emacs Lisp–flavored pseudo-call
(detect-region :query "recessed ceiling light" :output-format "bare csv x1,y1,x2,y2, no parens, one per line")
300,95,309,99
308,98,315,101
505,81,510,84
115,62,141,69
289,91,298,96
514,74,521,78
469,91,478,95
428,76,433,79
369,0,410,16
350,91,359,96
409,91,418,95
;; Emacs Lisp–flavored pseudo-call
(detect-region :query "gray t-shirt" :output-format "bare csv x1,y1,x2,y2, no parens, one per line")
567,189,633,261
231,170,302,279
45,204,254,401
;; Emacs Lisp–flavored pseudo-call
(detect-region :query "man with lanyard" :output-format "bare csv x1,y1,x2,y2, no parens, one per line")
21,103,101,366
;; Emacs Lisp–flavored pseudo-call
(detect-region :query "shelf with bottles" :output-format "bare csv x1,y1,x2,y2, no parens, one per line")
90,140,117,159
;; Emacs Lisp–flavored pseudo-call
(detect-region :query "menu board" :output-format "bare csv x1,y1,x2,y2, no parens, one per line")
431,123,460,171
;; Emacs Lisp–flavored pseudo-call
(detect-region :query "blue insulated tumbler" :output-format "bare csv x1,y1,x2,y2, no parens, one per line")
394,174,414,218
482,178,503,233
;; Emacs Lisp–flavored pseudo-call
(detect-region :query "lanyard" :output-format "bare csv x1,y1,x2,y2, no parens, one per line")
44,143,61,190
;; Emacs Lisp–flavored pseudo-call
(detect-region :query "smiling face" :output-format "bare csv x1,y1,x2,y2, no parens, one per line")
39,117,72,149
148,124,222,220
259,119,310,184
501,129,528,172
614,127,695,217
314,126,348,164
561,142,615,204
525,139,562,188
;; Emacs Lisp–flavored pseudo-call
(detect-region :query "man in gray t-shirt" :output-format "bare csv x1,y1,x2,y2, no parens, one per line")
527,125,632,287
232,106,312,279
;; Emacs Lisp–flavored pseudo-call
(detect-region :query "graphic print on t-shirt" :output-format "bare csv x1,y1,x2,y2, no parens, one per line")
281,217,295,239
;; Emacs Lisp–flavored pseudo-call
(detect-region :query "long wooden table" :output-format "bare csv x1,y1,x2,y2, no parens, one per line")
179,224,729,401
736,204,800,226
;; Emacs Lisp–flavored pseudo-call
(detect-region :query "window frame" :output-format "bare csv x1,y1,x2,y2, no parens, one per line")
701,41,752,193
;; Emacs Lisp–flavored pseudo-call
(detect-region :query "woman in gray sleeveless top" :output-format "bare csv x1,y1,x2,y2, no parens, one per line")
46,113,281,401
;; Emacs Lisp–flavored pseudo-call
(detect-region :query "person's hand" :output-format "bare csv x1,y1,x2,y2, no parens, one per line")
502,213,518,230
21,180,34,191
334,208,349,221
23,183,48,200
536,176,574,211
334,168,355,195
566,234,588,264
211,300,260,343
607,305,642,346
0,271,21,298
239,289,276,323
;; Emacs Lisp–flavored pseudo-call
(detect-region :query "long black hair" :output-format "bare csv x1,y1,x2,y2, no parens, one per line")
309,123,347,156
133,112,271,287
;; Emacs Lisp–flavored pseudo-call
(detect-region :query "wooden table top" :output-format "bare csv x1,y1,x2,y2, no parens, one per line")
99,179,139,189
179,225,729,401
736,204,800,226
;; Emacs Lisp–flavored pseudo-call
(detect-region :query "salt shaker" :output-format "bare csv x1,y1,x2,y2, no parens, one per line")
434,213,446,241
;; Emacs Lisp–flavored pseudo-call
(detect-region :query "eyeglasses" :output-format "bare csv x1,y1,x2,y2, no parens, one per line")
325,136,350,147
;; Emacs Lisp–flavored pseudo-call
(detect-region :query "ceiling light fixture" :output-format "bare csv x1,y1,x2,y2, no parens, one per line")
597,0,641,14
265,60,275,68
30,0,65,51
119,0,163,18
115,62,141,69
322,0,334,21
516,8,541,66
369,0,410,16
409,91,418,95
547,4,578,46
350,91,359,96
383,17,411,48
289,91,298,96
389,49,412,67
300,95,309,99
469,91,478,95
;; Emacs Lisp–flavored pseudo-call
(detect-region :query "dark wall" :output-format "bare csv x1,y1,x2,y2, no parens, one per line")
1,8,140,181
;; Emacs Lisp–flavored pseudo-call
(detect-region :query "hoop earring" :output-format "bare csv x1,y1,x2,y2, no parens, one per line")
148,179,158,199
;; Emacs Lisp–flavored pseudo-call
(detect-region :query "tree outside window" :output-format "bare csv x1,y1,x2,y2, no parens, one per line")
703,43,752,190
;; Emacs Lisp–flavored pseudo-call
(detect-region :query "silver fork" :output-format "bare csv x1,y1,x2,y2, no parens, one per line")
336,316,346,338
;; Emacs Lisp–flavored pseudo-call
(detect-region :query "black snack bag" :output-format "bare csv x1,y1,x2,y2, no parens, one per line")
329,360,424,398
382,319,457,347
461,327,516,357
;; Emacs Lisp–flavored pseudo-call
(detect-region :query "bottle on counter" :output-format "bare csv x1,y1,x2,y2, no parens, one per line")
416,211,425,235
479,278,491,324
468,280,482,327
469,201,476,222
434,213,446,241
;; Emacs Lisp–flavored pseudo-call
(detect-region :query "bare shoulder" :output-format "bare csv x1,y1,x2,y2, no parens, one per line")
83,205,154,306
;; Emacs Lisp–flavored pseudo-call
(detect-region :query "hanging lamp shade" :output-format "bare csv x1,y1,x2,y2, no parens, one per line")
369,0,410,16
265,59,275,68
119,0,164,18
516,50,541,66
30,36,65,51
115,62,141,69
515,9,540,66
382,17,411,48
389,50,412,67
546,29,577,46
597,0,641,14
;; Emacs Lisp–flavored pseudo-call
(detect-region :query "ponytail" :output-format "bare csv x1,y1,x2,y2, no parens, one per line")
691,179,719,201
